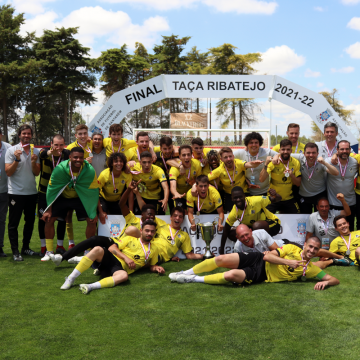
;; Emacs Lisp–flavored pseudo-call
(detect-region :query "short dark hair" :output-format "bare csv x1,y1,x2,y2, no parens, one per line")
219,147,233,157
304,142,319,152
179,145,192,155
279,139,292,149
231,186,244,195
324,122,338,133
18,124,33,136
305,236,321,247
75,124,88,133
140,151,152,160
170,206,185,217
206,149,220,163
191,137,203,146
141,204,156,214
337,140,350,149
141,219,156,229
316,197,329,207
52,134,65,143
333,215,348,228
70,147,84,155
109,124,123,134
92,132,103,140
244,132,263,147
287,123,300,131
196,175,209,185
107,152,127,172
160,136,172,147
136,131,149,141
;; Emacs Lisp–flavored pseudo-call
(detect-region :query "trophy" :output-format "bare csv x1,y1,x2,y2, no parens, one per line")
193,216,219,259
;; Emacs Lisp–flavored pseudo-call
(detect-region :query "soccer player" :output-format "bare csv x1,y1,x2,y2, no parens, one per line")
234,132,277,196
41,147,99,261
102,123,137,158
202,150,222,192
98,152,132,219
259,139,301,214
315,122,339,159
219,186,282,254
306,195,351,249
59,220,165,294
66,124,93,161
169,145,202,209
126,131,159,165
169,237,339,290
272,123,305,154
207,147,263,213
326,140,357,231
130,151,169,215
186,175,224,232
38,134,70,256
91,132,107,177
5,124,40,261
191,138,211,167
273,142,339,214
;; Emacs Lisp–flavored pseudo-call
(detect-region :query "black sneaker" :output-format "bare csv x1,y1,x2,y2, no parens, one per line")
21,248,39,256
13,253,24,261
332,258,351,266
0,247,7,257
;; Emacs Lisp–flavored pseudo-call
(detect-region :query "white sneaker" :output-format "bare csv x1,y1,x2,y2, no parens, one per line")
79,284,91,294
60,276,75,290
177,274,196,283
169,271,183,282
50,254,63,266
68,256,83,264
41,251,53,262
93,269,101,276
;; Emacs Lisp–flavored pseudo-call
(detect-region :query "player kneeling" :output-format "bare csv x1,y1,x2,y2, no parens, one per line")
60,220,164,294
169,237,339,291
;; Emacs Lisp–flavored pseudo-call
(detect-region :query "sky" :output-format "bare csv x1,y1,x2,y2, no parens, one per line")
4,0,360,138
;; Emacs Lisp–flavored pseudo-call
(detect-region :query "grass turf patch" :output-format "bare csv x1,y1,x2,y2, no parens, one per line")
1,215,360,359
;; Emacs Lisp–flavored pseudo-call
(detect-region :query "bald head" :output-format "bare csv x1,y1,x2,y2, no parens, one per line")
236,224,254,248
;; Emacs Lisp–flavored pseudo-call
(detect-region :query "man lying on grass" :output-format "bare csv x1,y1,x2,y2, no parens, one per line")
60,220,164,294
169,236,339,291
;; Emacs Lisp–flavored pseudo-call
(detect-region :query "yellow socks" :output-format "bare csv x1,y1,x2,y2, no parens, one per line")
99,277,115,288
66,223,74,241
193,258,218,274
204,273,228,285
75,256,93,273
46,239,53,253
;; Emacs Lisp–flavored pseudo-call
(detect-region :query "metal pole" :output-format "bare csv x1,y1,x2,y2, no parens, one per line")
276,125,277,145
269,98,272,149
209,98,212,145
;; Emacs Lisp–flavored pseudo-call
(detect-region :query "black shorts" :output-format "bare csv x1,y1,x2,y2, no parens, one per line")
237,252,267,285
266,198,300,214
37,192,47,217
100,197,122,215
52,196,88,221
99,247,124,277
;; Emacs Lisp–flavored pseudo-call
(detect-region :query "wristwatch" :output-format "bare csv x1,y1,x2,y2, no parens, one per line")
15,158,21,162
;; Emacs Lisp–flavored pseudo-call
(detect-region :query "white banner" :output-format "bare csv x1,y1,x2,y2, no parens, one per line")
88,75,358,152
99,214,310,259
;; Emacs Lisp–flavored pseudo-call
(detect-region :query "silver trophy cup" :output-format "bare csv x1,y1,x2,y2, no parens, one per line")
194,216,219,259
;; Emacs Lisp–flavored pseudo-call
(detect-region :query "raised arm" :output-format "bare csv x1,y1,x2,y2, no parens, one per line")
318,156,339,176
337,193,351,216
259,156,272,183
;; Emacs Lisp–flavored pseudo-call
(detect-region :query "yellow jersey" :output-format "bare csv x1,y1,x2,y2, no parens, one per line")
125,146,161,162
272,142,305,154
265,245,325,282
66,140,93,155
112,236,159,274
169,159,202,195
192,147,212,161
267,157,301,201
98,168,132,201
130,163,167,200
208,159,247,194
350,153,360,195
226,196,280,228
186,186,223,213
102,137,137,158
202,163,222,191
153,226,193,263
329,230,360,265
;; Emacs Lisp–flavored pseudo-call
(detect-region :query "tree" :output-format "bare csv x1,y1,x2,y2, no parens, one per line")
311,89,354,141
32,27,96,143
205,44,262,144
0,5,41,139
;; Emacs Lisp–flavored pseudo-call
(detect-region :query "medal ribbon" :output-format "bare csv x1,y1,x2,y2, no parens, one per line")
224,163,235,185
325,141,337,158
209,166,218,189
294,142,299,154
340,233,351,252
111,171,118,193
300,251,311,277
339,158,349,178
279,157,290,174
161,152,172,172
247,151,259,174
169,226,180,243
320,218,329,235
139,239,150,262
197,194,206,213
52,154,61,168
305,160,317,180
236,201,247,223
111,140,122,154
69,162,81,188
76,141,91,154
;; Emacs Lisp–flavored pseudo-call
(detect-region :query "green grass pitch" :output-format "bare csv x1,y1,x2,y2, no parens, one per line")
1,215,360,360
